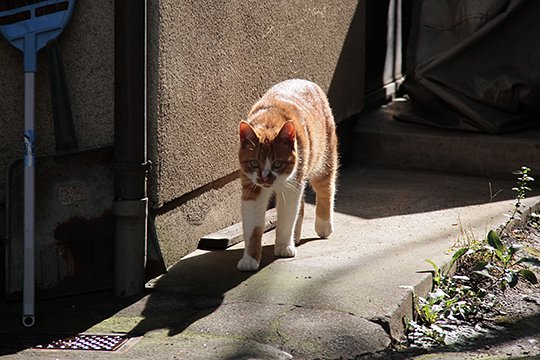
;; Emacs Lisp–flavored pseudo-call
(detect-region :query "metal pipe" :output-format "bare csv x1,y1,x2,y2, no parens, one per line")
113,0,148,298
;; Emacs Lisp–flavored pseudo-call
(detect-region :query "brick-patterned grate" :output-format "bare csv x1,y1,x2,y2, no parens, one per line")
33,334,129,351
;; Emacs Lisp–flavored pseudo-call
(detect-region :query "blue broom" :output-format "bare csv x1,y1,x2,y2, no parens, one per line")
0,0,76,327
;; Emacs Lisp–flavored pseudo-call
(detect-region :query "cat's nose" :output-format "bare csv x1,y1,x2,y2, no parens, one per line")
259,171,274,185
261,169,270,180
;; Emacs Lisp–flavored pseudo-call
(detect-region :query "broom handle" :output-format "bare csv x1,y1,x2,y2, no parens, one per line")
23,72,36,328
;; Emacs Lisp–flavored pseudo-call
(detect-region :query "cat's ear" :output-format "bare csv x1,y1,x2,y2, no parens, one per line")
278,121,296,145
239,121,257,144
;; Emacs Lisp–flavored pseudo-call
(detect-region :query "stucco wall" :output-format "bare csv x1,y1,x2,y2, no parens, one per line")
0,1,366,271
148,1,366,266
0,0,115,206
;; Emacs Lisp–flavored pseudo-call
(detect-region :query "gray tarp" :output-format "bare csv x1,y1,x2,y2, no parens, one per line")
396,0,540,133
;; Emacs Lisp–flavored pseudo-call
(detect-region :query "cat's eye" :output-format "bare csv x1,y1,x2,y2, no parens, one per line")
249,160,260,168
272,160,284,169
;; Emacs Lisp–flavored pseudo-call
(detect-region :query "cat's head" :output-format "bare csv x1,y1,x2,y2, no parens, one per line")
238,120,297,189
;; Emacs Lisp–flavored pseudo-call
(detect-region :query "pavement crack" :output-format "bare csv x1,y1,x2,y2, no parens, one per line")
271,306,296,348
367,316,392,338
275,326,286,343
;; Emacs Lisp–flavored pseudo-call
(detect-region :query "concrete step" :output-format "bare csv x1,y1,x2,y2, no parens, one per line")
352,100,540,179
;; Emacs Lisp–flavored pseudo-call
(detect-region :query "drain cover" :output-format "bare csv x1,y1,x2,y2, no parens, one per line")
32,334,129,351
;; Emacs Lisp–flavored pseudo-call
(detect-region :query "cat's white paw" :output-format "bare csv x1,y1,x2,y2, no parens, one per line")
237,255,260,272
315,217,333,238
274,244,297,258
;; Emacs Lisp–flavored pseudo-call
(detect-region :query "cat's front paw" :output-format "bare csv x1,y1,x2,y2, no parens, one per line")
237,255,260,272
274,244,297,258
315,217,333,238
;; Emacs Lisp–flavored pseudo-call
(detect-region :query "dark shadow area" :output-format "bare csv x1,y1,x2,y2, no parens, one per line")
128,245,280,337
454,313,540,353
351,100,540,182
4,148,116,301
126,233,326,339
364,0,391,94
327,0,365,124
318,105,540,220
362,0,414,109
400,0,540,134
306,164,537,220
0,290,143,356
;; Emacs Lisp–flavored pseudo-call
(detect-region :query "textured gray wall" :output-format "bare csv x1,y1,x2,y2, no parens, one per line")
0,1,365,269
148,1,366,266
0,0,115,205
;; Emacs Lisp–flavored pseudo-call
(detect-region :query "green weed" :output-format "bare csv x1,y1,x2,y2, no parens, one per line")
408,166,540,347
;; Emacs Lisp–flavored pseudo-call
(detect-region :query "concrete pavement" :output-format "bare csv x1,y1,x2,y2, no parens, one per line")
2,164,539,359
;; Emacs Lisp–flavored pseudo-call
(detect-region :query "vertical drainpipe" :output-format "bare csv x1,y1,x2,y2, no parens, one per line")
113,0,148,298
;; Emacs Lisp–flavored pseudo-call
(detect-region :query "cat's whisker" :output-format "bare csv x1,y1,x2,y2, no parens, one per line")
284,181,302,194
279,189,288,209
285,177,302,187
247,183,258,198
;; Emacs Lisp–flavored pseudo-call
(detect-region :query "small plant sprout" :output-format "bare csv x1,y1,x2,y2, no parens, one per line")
499,166,534,235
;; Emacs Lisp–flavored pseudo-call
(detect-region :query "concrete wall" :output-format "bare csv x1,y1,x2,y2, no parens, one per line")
0,0,115,208
148,1,366,267
0,1,366,273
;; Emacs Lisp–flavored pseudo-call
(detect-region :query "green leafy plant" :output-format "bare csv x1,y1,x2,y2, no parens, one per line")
460,229,539,290
408,166,540,348
409,256,492,346
450,167,538,291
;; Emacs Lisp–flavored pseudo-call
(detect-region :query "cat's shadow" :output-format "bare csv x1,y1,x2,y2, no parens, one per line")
130,242,314,337
128,236,324,337
296,236,325,246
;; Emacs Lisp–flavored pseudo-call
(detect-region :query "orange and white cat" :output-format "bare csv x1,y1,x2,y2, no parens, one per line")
237,79,338,271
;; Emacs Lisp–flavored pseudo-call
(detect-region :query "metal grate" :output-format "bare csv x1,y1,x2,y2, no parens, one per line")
33,334,129,351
